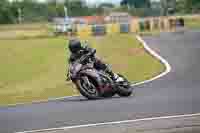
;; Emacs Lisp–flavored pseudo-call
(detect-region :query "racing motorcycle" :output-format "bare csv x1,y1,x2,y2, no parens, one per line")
66,50,133,99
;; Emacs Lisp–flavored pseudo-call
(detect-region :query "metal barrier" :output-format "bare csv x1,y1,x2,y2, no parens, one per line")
77,24,92,37
106,23,120,35
139,19,151,31
169,18,177,30
63,16,186,37
92,25,106,36
176,18,185,27
139,19,145,31
130,18,140,33
120,23,130,33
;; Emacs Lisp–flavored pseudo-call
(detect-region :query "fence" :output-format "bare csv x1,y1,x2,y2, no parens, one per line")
63,16,190,37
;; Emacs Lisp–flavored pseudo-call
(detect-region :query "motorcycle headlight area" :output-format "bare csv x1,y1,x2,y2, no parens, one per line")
70,63,82,74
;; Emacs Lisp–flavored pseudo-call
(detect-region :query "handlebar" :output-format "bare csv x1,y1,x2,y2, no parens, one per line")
78,50,96,63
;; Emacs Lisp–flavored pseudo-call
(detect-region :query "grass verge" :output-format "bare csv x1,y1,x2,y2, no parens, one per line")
0,23,53,40
0,34,165,106
185,17,200,29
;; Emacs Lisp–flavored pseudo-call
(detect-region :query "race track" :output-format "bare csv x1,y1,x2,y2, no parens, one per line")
1,30,200,133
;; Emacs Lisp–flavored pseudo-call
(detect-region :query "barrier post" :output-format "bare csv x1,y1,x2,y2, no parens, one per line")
163,17,170,31
120,23,130,33
145,19,151,31
77,24,92,37
150,18,154,31
130,18,140,33
106,23,120,35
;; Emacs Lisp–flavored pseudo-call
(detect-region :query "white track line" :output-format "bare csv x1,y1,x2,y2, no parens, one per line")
132,35,171,86
16,113,200,133
5,95,80,107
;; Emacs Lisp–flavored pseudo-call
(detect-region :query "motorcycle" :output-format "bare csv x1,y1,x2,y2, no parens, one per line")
66,50,133,99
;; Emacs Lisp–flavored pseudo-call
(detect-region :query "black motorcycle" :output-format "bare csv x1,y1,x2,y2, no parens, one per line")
67,51,133,99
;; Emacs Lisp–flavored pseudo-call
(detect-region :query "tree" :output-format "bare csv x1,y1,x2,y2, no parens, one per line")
120,0,128,6
0,0,16,24
175,0,200,14
185,0,200,13
47,1,66,19
99,3,115,8
64,0,91,16
120,0,155,17
10,0,49,22
120,0,151,8
175,0,187,14
160,0,177,16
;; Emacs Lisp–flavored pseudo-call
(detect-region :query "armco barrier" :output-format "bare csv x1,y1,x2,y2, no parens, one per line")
139,19,145,31
150,18,154,31
176,18,185,27
149,17,171,32
77,24,92,37
169,17,177,31
66,16,186,37
92,25,106,36
139,19,151,31
106,23,120,35
163,17,170,31
120,23,130,33
130,18,140,33
160,18,165,30
145,20,151,31
153,18,159,30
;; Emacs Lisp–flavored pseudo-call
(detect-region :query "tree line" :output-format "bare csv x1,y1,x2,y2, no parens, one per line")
120,0,200,16
0,0,103,24
0,0,200,24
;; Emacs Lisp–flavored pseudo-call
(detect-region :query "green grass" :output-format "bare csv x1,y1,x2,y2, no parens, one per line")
185,17,200,29
0,23,53,40
0,23,50,31
0,34,165,105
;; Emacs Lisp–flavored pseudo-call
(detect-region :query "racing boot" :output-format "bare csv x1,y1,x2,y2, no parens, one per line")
106,68,120,82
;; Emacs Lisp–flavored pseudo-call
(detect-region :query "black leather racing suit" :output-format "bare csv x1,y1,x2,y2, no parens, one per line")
68,45,115,78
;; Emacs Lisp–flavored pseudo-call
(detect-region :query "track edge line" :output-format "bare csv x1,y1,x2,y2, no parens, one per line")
132,35,171,86
16,113,200,133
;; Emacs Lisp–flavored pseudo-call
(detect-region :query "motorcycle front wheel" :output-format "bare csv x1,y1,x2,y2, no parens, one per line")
75,76,101,99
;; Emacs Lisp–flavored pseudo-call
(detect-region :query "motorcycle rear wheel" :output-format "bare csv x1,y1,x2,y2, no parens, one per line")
116,74,133,97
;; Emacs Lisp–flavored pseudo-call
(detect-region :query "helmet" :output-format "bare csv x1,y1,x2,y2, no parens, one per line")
68,39,82,53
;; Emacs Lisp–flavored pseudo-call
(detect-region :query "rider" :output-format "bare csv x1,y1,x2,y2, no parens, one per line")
67,39,117,81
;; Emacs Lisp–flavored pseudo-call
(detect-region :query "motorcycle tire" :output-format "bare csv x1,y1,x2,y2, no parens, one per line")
75,75,101,99
116,74,133,97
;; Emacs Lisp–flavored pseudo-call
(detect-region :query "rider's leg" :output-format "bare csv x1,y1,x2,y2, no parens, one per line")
94,57,116,80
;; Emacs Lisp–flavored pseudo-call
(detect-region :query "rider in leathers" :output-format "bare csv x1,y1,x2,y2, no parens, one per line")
67,39,116,81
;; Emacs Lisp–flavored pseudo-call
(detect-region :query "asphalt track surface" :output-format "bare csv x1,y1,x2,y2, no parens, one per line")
28,114,200,133
1,30,200,133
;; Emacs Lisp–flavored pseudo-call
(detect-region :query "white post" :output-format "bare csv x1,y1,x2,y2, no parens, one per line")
18,8,22,24
64,6,68,18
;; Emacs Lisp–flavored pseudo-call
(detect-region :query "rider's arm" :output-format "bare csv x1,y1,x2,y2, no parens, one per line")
68,54,76,63
82,44,96,55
